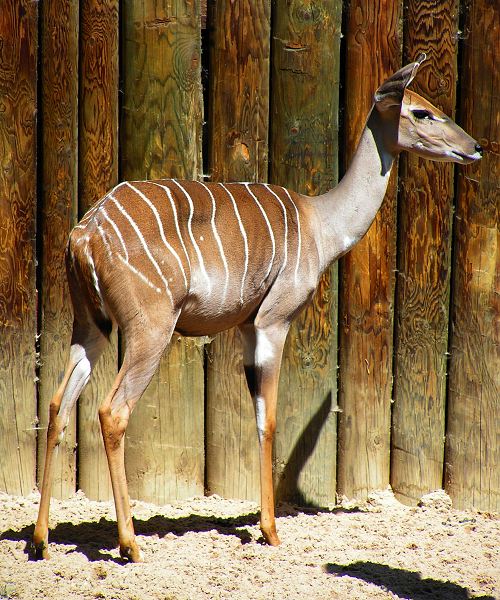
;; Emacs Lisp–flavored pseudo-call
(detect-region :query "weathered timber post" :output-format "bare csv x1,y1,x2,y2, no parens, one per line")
270,0,342,506
391,0,460,504
205,0,271,502
337,0,402,499
0,1,38,495
38,0,79,499
445,0,499,512
78,0,120,501
121,0,205,503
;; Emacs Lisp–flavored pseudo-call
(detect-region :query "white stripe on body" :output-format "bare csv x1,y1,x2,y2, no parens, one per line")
83,242,107,312
125,182,188,290
170,179,212,295
100,207,163,292
262,184,288,275
149,182,192,275
110,194,171,301
196,181,230,302
74,182,125,231
100,207,129,261
96,222,114,260
282,188,302,284
220,183,249,305
244,183,275,281
117,255,162,293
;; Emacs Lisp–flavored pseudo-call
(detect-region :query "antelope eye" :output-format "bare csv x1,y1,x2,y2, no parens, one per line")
412,109,433,120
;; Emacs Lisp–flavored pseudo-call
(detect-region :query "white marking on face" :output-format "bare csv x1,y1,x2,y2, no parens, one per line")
170,180,212,294
110,194,173,304
197,181,230,303
126,182,188,290
255,395,266,444
262,184,288,274
244,183,275,281
220,183,249,305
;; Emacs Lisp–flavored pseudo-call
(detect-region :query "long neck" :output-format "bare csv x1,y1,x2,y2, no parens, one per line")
310,107,397,270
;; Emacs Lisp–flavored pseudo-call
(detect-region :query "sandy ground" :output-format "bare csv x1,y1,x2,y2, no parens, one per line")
0,488,498,600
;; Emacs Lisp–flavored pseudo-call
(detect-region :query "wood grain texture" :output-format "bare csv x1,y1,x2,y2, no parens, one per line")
37,0,79,501
121,0,203,181
77,0,119,501
121,0,205,503
445,0,499,511
208,0,270,183
205,0,271,502
206,331,261,501
270,0,341,506
337,0,402,499
391,0,459,505
126,338,205,502
0,1,38,495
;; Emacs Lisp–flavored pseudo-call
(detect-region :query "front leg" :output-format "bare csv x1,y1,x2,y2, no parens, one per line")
240,321,289,546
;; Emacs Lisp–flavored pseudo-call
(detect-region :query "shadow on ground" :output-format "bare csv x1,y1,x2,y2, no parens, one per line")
326,561,495,600
0,510,261,562
0,500,362,563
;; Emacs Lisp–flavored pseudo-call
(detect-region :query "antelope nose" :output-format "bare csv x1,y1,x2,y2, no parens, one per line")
475,143,483,155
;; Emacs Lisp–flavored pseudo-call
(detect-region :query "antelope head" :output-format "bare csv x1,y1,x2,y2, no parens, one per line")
373,53,483,165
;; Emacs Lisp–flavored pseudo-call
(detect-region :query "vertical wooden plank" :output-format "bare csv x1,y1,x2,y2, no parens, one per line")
270,0,342,506
207,0,270,183
78,0,119,501
337,0,402,499
37,0,79,501
0,1,38,495
445,0,499,512
391,1,460,504
205,0,271,502
121,0,205,504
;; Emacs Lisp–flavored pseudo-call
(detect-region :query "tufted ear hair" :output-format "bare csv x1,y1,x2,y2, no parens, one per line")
374,53,426,111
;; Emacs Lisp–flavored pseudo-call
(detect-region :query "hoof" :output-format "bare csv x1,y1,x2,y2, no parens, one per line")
120,543,144,563
32,540,50,560
261,527,281,546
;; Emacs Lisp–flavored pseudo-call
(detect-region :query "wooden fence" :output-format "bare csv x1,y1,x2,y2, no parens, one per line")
0,0,498,512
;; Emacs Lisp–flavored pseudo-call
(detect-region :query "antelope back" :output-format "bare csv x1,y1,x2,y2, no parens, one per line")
69,180,311,335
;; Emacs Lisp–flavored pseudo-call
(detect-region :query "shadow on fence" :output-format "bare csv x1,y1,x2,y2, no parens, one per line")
276,392,333,506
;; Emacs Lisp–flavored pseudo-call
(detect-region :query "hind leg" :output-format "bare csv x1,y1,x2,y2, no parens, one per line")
98,312,178,562
33,318,107,559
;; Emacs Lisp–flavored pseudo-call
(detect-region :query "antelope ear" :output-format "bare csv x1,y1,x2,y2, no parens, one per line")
374,53,426,110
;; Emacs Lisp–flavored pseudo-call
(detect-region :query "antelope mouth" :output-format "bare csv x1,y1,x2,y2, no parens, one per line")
450,150,482,164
